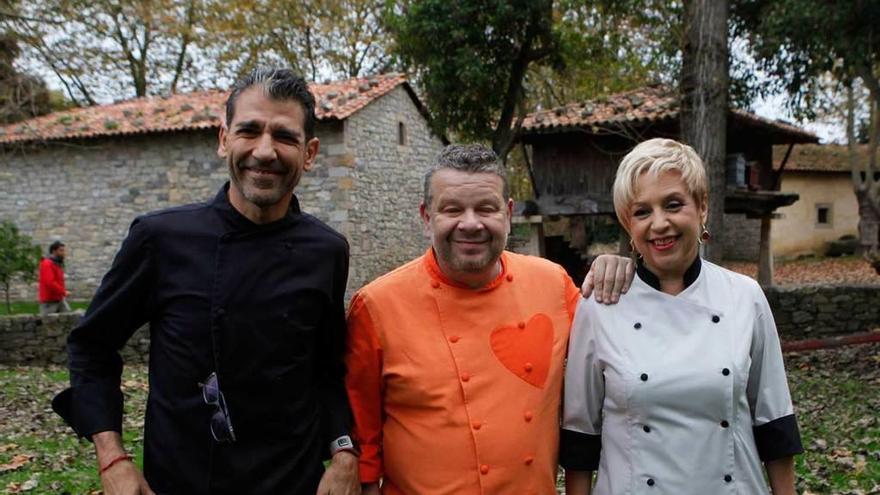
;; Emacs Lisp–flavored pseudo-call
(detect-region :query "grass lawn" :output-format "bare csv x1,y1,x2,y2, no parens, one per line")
0,367,144,494
1,344,878,494
0,301,90,316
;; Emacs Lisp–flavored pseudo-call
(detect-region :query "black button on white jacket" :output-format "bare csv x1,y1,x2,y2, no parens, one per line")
561,258,803,494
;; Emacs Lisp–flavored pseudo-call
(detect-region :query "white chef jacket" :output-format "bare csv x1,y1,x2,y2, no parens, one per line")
562,258,802,494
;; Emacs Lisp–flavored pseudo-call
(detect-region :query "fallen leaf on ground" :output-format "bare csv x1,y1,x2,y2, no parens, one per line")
0,453,33,473
724,257,880,285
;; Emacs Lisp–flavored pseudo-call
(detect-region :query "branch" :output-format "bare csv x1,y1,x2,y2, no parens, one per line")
856,64,879,176
0,10,64,24
109,6,145,96
492,31,535,158
170,0,196,93
524,45,553,63
23,27,96,105
846,83,865,191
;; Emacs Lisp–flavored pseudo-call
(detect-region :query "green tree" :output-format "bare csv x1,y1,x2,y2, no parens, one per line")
389,0,676,161
388,0,560,160
0,31,52,123
526,0,681,110
0,0,53,123
0,220,41,313
732,0,880,271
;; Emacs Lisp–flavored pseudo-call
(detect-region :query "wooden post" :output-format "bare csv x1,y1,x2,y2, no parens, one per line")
758,215,774,287
535,221,545,258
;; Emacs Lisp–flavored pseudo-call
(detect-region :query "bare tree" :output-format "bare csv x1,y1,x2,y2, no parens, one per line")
4,0,207,102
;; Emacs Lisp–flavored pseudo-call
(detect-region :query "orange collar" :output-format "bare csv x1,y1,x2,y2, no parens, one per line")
422,248,508,291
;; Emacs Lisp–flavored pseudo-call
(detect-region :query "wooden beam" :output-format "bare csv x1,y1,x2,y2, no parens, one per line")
773,143,795,190
758,215,774,287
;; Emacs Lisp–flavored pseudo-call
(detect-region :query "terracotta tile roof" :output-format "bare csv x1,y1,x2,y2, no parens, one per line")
773,143,873,173
0,73,408,145
521,84,818,144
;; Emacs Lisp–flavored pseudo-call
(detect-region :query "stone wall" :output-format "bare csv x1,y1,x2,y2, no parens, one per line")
344,87,443,291
0,86,442,301
765,285,880,340
0,312,148,365
5,284,877,365
0,131,227,299
720,213,761,261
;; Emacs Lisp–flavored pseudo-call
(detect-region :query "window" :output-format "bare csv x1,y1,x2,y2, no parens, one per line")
398,122,407,146
815,203,832,228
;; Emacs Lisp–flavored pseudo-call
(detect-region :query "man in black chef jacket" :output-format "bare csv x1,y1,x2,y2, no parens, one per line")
52,68,360,495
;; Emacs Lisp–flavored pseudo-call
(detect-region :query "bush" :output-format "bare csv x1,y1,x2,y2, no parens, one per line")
0,221,41,312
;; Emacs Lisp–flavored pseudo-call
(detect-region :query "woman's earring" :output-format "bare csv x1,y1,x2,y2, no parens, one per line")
699,224,711,244
629,239,641,259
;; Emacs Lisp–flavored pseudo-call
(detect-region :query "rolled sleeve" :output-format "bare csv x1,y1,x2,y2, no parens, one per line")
747,285,803,461
317,241,355,455
754,414,803,461
560,429,602,471
52,217,154,439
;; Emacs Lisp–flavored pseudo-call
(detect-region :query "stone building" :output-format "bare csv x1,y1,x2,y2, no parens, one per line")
0,74,444,300
771,144,860,258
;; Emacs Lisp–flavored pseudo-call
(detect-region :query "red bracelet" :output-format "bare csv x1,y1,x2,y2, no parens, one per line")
99,454,133,474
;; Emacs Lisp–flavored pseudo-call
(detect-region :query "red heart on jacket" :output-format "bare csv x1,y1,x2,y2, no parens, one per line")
489,313,553,388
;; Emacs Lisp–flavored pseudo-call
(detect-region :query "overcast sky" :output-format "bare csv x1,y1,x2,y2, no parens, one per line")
753,94,844,144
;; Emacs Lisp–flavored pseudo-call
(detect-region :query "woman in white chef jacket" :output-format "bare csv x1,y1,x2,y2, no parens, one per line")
561,138,803,495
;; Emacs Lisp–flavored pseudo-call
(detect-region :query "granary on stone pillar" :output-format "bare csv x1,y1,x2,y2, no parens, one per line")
513,85,818,287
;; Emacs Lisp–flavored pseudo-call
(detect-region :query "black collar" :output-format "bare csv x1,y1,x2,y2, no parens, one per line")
636,256,702,292
210,182,302,231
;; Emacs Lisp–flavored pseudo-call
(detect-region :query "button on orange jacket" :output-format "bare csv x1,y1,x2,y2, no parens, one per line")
345,249,580,494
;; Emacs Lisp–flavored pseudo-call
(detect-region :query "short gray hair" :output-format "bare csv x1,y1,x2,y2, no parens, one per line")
423,144,509,205
613,138,708,223
225,67,316,139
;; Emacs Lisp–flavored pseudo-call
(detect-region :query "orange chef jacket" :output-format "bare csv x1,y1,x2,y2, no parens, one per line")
346,248,580,495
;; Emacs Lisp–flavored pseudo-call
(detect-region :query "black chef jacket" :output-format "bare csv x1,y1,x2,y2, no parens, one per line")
53,183,353,494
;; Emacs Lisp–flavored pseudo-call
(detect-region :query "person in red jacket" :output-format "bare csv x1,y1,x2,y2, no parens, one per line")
39,240,70,315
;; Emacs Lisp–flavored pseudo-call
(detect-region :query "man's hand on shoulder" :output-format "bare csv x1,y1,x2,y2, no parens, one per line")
582,255,634,304
317,450,361,495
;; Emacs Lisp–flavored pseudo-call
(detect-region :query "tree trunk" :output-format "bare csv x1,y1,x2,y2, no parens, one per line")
491,33,534,162
680,0,729,263
847,81,880,260
757,215,774,287
856,190,880,252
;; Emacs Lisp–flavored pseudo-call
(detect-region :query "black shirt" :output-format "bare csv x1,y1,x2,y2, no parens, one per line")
53,183,353,494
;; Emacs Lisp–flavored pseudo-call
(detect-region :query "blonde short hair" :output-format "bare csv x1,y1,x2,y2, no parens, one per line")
612,138,708,224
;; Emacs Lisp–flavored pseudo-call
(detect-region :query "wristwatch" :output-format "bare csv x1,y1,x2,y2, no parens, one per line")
329,435,361,457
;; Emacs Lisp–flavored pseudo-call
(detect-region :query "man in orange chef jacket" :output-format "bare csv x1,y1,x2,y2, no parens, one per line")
345,144,634,494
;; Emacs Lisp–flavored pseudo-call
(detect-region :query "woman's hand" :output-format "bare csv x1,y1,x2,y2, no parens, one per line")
766,456,796,495
564,470,593,495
